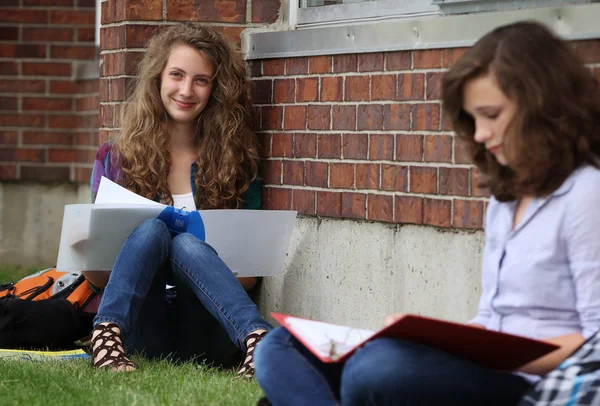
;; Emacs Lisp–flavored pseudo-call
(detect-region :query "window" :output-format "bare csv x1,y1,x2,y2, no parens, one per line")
433,0,599,15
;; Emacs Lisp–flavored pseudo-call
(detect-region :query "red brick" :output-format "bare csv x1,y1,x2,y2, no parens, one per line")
0,147,44,162
357,105,383,130
22,27,74,42
100,26,126,50
330,163,354,189
342,133,367,160
124,0,163,21
0,97,17,111
250,61,262,78
439,167,469,196
411,104,440,131
453,199,484,229
50,10,95,24
386,51,411,71
76,95,99,112
332,105,356,131
0,9,47,23
342,192,366,219
305,161,328,188
292,189,315,215
320,77,342,102
359,53,384,72
101,0,115,24
77,27,96,42
0,27,18,41
23,132,73,146
0,164,17,180
0,131,18,144
333,54,357,73
381,164,408,192
50,81,75,94
471,168,491,198
51,45,96,60
268,187,292,210
263,59,285,76
410,166,437,194
74,131,98,147
48,148,95,163
424,198,452,228
23,97,72,112
441,47,469,68
396,134,423,162
263,159,282,184
252,0,280,23
318,133,341,159
345,76,370,102
426,72,442,100
0,114,44,128
282,160,304,186
261,106,283,130
167,0,244,23
75,166,93,183
399,73,424,100
285,57,308,75
214,26,243,45
21,166,71,182
294,133,316,158
307,105,330,130
309,56,332,74
368,194,393,222
577,40,600,64
383,104,410,131
252,79,272,104
413,49,441,69
0,44,46,58
284,105,307,130
126,25,164,48
274,79,295,103
272,133,293,157
371,74,396,101
395,196,423,224
297,78,318,102
369,134,394,161
0,62,18,75
22,62,71,77
356,163,379,189
454,137,472,164
259,133,271,158
424,134,452,163
26,0,73,6
49,115,83,129
317,191,342,217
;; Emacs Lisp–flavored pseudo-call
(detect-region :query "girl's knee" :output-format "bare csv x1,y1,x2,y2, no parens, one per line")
171,233,218,258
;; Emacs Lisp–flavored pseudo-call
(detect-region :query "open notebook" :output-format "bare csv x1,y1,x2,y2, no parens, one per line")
273,313,560,370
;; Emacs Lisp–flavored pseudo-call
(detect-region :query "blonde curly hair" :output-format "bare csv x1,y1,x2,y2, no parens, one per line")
112,23,260,209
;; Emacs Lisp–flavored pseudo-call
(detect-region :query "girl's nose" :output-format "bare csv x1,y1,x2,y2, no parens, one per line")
178,80,193,97
473,122,492,144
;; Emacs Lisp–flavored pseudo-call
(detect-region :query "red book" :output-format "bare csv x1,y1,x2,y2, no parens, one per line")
272,312,560,370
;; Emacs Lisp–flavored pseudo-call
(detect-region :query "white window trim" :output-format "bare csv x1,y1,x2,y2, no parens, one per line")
244,2,600,59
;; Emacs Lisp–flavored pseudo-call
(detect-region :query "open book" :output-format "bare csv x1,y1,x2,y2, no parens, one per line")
56,177,297,277
273,312,560,370
0,349,89,361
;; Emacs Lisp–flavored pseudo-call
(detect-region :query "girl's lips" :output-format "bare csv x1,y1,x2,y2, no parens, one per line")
487,145,501,154
174,100,195,109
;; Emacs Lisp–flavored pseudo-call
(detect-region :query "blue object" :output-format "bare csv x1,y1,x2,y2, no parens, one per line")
156,206,205,241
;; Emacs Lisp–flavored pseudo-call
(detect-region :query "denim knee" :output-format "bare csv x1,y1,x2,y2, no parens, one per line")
171,233,218,260
136,218,171,247
254,328,290,380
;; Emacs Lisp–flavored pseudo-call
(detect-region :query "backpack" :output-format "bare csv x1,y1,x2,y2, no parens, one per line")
518,331,600,406
0,268,96,310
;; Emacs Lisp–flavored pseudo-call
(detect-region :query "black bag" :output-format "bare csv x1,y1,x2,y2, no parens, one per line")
0,298,95,350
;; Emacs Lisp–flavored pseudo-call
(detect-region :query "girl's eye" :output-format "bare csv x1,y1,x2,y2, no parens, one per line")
487,113,499,120
170,72,182,78
196,77,209,84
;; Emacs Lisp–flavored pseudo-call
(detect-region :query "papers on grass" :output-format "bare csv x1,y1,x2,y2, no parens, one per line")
0,349,89,361
56,177,297,277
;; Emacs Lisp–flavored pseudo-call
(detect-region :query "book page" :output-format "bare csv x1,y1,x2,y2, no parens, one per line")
284,317,375,361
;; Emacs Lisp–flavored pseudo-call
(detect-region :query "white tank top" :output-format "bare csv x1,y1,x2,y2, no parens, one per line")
171,192,196,211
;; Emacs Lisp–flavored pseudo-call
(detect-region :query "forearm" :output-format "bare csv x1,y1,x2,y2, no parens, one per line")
516,333,585,376
237,277,257,291
82,271,111,289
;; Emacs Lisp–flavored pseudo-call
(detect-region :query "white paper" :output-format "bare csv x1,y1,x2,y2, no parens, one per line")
56,177,297,277
285,317,375,360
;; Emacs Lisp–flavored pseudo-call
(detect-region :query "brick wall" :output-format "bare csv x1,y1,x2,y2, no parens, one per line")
99,0,280,144
0,0,99,183
251,42,600,230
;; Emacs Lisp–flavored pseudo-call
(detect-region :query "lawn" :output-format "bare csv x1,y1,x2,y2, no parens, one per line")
0,266,265,406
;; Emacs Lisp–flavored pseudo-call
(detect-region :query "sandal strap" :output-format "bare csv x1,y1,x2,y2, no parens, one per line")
237,330,268,379
91,322,137,371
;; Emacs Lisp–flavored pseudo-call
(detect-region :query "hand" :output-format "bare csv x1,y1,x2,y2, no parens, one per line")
384,312,405,326
467,323,486,330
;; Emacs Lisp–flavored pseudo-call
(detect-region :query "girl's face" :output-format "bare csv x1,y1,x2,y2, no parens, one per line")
160,44,214,127
462,73,517,166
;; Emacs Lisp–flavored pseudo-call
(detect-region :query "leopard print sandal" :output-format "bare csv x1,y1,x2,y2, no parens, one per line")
91,322,137,371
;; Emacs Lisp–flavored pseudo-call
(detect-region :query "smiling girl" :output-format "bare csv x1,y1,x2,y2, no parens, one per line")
86,24,272,376
254,21,600,406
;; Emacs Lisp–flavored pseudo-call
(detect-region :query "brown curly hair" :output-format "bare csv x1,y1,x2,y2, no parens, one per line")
112,23,260,209
442,21,600,201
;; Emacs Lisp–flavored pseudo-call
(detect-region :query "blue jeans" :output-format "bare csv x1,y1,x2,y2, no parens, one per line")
254,327,532,406
94,218,272,366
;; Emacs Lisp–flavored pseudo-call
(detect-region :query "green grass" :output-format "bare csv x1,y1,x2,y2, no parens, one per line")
0,266,264,406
